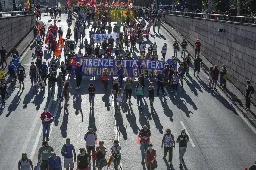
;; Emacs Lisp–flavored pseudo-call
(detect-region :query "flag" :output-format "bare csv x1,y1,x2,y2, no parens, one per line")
54,36,64,57
111,0,115,7
26,0,30,9
67,0,71,6
38,24,42,36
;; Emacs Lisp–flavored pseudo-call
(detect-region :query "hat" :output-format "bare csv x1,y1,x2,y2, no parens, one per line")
148,143,153,147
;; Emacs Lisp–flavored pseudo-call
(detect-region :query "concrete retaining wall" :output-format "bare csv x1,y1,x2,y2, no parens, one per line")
0,14,36,55
164,15,256,102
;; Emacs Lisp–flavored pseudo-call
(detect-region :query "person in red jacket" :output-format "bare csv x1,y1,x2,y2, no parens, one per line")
195,39,201,57
40,109,54,141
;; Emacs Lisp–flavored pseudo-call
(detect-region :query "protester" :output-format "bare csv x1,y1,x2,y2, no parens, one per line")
176,129,189,168
245,80,255,111
61,138,76,170
84,127,97,162
40,109,54,141
48,152,62,170
18,153,33,170
77,148,89,170
145,143,157,170
95,141,108,170
139,125,151,164
38,141,54,170
161,128,175,164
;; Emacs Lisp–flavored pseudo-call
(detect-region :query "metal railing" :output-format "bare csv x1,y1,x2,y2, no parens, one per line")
0,11,34,18
169,11,256,25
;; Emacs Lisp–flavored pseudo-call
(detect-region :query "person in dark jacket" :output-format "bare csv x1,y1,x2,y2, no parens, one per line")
212,65,219,89
88,83,96,106
148,82,155,106
75,62,83,90
0,80,8,106
249,161,256,170
176,129,189,168
194,56,202,77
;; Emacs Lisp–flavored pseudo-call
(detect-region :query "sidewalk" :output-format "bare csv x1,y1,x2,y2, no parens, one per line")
161,21,256,128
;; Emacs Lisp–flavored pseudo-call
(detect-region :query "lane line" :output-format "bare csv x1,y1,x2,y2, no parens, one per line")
180,121,196,148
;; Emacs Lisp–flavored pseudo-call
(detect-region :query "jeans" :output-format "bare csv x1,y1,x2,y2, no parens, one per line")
140,140,148,162
89,95,94,103
137,95,143,106
31,76,37,85
246,96,251,109
42,123,51,138
125,89,132,101
179,147,187,164
58,85,63,98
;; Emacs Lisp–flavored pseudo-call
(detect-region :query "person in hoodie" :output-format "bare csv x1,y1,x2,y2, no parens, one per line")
88,83,96,107
75,62,83,90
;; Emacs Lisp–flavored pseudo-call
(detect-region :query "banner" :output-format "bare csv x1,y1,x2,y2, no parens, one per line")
77,58,177,77
96,9,134,21
91,33,119,43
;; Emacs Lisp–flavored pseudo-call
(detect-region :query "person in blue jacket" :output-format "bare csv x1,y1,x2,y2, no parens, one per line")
40,62,48,85
12,54,20,67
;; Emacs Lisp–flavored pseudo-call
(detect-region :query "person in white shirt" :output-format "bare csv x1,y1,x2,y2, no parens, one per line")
84,128,97,161
161,129,175,165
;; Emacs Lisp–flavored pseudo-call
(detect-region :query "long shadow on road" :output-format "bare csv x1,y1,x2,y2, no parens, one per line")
197,78,238,115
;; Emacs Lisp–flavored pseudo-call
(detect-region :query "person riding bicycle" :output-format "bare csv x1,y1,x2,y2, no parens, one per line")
111,140,121,169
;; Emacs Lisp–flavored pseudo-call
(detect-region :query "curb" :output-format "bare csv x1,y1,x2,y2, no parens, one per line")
161,21,256,128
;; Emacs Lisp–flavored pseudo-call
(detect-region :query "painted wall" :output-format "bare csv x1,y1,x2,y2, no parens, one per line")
0,14,35,55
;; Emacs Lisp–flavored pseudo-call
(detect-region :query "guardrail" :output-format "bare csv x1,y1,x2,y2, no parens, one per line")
0,11,34,18
169,11,256,25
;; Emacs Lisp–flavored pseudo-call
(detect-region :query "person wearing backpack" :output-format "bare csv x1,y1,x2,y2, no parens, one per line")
145,143,157,170
161,129,175,165
61,138,76,170
245,80,255,111
18,153,33,170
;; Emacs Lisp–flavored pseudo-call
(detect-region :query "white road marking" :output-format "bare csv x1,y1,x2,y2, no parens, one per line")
180,121,196,148
30,97,53,160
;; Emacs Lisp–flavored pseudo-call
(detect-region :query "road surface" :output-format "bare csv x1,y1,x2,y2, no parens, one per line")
0,14,255,170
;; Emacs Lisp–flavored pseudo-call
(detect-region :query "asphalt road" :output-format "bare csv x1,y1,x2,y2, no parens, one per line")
0,14,255,170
